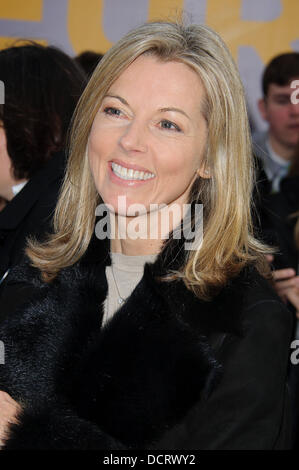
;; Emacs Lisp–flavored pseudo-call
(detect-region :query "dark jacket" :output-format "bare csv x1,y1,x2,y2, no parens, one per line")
257,175,299,447
258,175,299,272
0,235,293,450
253,155,272,204
0,151,65,282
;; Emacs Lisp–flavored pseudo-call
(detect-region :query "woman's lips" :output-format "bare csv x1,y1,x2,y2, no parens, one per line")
110,159,153,173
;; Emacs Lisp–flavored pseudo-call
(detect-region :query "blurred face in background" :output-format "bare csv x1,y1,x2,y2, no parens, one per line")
258,80,299,159
88,54,208,217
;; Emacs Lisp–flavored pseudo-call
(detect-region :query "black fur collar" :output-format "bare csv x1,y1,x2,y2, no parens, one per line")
76,232,249,336
8,230,250,338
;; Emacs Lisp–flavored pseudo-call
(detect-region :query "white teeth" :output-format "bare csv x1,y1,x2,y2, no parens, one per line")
111,163,155,181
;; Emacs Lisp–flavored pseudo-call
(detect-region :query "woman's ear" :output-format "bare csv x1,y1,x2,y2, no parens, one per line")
196,167,210,179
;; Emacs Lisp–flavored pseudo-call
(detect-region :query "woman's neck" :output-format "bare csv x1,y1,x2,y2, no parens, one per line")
110,213,162,255
109,203,188,256
110,237,162,256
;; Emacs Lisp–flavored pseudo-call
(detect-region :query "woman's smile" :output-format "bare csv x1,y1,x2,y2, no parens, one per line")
109,160,156,185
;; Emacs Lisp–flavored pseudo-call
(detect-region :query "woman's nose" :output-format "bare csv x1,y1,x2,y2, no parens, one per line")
118,120,148,153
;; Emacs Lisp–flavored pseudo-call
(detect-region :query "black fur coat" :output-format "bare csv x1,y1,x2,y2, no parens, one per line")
0,236,293,450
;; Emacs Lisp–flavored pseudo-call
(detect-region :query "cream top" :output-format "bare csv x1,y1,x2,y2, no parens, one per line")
103,252,157,326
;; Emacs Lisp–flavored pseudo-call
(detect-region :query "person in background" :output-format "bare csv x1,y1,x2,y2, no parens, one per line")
258,140,299,447
0,21,292,450
75,51,103,78
0,43,87,287
253,53,299,196
258,145,299,273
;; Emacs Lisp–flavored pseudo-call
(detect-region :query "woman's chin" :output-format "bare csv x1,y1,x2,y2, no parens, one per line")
101,195,150,217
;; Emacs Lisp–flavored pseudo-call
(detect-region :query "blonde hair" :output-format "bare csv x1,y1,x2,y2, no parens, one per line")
27,21,270,299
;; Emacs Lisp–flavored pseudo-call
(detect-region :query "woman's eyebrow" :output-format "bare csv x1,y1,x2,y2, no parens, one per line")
159,107,190,119
103,96,190,120
104,94,129,105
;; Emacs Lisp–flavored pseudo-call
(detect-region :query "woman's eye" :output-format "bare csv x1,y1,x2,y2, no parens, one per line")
103,107,122,117
160,120,181,132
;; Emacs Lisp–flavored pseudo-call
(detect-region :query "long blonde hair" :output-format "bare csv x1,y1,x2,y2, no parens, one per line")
27,21,270,299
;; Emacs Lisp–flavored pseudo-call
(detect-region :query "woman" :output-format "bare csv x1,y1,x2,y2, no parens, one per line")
0,22,293,450
0,43,87,285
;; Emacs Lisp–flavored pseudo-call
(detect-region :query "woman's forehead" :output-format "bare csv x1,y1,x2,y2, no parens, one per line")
106,55,205,112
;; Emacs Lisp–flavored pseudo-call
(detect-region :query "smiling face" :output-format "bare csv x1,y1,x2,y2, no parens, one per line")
88,54,208,216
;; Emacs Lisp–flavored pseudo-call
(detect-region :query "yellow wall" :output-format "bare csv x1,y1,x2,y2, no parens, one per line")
206,0,299,63
0,0,298,62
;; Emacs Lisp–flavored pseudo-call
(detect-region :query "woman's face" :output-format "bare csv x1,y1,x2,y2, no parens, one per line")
88,55,208,215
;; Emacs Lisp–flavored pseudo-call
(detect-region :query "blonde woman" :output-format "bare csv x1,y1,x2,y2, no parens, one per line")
0,21,293,449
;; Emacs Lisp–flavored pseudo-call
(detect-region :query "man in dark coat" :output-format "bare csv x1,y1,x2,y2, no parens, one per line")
0,43,87,287
253,52,299,197
258,173,299,448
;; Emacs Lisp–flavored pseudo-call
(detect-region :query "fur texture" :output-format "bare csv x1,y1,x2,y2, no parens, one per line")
0,235,291,449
